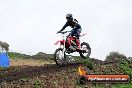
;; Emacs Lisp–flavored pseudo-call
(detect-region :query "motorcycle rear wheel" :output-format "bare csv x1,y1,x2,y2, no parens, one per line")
79,42,91,59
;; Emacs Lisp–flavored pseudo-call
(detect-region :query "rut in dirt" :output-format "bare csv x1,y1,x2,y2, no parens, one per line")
0,63,81,83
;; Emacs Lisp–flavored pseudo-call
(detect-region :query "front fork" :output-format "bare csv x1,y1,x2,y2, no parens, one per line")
59,39,66,59
63,39,66,58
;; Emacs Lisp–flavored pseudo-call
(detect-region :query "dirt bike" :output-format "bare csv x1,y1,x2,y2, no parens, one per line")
54,31,91,65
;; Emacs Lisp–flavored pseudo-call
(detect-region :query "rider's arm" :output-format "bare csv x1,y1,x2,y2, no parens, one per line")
59,22,69,32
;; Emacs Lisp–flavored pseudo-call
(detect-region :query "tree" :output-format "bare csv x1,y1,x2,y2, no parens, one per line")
127,57,132,63
105,51,127,62
0,41,9,51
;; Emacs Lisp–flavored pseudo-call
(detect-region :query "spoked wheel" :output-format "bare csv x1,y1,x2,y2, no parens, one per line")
54,48,66,66
79,42,91,59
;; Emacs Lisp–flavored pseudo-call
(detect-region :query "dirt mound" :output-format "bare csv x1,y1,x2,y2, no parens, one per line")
0,59,128,88
0,63,81,88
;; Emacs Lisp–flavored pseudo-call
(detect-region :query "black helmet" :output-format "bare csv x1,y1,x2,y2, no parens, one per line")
66,14,73,21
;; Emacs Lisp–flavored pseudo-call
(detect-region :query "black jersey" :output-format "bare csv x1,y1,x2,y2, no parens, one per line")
60,19,81,32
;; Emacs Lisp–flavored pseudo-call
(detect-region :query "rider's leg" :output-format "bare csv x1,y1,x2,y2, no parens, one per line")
76,39,80,49
70,29,75,36
66,37,71,48
75,28,81,49
66,29,76,51
67,29,75,47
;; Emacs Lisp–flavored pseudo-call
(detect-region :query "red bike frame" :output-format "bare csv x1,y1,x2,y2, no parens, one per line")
54,32,87,49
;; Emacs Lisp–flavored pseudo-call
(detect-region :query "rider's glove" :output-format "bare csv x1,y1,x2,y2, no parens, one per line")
57,31,61,33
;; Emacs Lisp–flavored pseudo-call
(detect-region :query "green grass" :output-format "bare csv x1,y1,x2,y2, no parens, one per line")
111,59,132,88
75,57,93,70
7,52,31,59
112,82,132,88
0,67,9,71
105,59,132,88
33,80,42,88
118,60,132,76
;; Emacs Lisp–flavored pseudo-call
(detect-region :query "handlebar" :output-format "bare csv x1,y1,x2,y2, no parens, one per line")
57,31,71,34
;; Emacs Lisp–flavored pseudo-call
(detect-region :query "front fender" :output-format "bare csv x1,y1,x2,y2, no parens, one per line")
54,40,65,45
54,40,60,45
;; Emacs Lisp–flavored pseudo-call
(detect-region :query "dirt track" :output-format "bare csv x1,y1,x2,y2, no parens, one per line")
0,63,80,82
0,62,83,88
0,59,126,88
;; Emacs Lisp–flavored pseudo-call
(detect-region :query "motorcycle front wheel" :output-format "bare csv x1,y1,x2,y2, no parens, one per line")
54,48,66,66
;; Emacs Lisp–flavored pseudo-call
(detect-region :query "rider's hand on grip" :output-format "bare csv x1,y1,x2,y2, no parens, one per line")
57,31,61,34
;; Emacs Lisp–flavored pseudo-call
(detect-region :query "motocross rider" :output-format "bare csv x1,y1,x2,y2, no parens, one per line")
57,14,82,50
